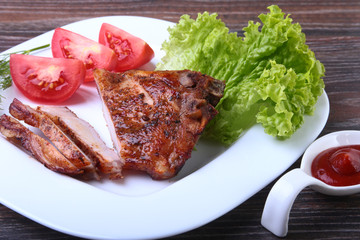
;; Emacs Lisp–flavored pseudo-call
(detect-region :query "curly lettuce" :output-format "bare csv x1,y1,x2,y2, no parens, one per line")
156,5,325,145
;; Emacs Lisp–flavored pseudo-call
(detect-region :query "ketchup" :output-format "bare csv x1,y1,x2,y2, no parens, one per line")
311,145,360,186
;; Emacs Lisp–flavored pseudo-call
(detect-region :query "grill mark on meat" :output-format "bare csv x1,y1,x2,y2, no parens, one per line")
0,114,81,175
94,69,225,180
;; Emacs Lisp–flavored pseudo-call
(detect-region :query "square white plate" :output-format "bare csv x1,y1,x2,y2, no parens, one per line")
0,16,329,239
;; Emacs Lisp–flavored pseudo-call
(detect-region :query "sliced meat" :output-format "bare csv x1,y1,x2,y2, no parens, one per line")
93,68,225,180
0,114,81,175
37,105,123,179
9,98,98,180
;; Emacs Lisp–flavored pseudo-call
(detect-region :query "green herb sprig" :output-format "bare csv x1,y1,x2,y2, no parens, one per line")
0,43,50,105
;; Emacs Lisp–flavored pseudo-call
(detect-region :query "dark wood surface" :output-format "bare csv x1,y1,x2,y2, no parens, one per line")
1,0,360,239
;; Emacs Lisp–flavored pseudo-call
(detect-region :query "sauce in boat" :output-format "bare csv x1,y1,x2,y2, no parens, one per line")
311,145,360,186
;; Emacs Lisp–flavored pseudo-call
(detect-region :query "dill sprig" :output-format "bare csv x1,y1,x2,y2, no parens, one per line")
0,54,12,90
0,44,50,105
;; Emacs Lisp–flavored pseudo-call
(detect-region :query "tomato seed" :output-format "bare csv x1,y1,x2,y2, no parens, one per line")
27,73,37,80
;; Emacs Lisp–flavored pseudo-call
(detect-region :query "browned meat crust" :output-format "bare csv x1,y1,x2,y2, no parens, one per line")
94,69,225,180
37,105,123,179
0,114,81,175
9,98,99,179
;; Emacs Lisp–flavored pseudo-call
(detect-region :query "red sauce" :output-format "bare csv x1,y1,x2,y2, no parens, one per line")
311,145,360,186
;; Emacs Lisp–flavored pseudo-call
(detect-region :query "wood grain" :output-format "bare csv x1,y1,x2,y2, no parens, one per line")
0,0,360,239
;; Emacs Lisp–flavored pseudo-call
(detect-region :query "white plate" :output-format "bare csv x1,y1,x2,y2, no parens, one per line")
0,16,329,239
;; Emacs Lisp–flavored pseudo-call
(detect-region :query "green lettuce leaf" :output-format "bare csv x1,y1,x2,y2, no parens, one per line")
156,5,325,145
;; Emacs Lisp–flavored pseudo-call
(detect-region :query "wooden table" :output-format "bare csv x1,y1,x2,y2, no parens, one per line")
0,0,359,239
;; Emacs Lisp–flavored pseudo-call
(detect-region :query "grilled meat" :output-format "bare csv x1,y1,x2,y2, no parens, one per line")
9,98,99,179
37,105,123,179
93,69,225,180
0,114,81,175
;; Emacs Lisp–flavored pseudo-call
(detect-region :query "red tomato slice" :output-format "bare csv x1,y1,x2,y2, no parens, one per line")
99,23,155,72
10,54,85,103
51,28,117,82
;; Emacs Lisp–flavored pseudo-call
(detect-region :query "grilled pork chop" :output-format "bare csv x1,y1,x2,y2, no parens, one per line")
93,69,225,179
0,114,81,175
9,98,99,179
37,105,123,179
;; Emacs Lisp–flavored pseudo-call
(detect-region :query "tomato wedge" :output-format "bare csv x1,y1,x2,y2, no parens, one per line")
10,54,85,103
99,23,155,72
51,28,117,82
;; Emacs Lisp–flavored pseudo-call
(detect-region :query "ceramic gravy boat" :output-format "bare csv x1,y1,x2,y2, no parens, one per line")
261,130,360,237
